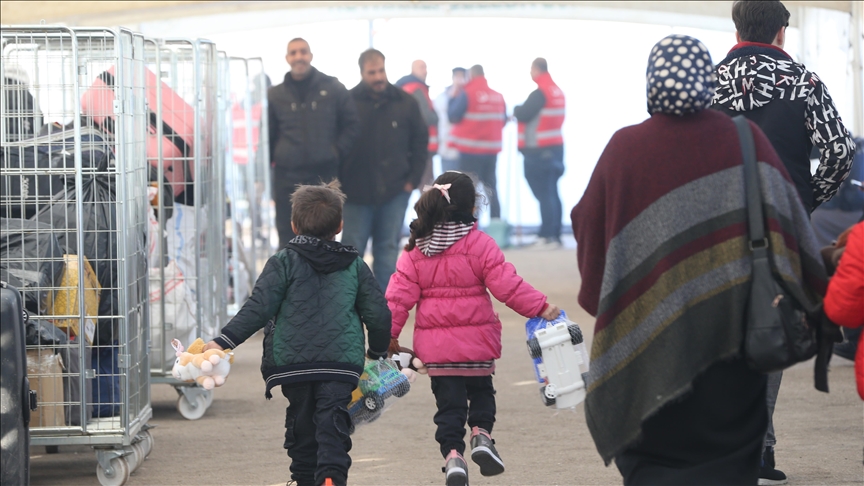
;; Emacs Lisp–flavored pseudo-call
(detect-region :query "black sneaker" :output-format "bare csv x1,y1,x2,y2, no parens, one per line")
442,449,468,486
758,447,788,485
469,426,505,476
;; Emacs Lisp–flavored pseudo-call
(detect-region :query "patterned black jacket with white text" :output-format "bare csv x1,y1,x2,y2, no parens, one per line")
712,42,856,212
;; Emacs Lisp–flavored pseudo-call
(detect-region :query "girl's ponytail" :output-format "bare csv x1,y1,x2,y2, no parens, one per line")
405,171,479,251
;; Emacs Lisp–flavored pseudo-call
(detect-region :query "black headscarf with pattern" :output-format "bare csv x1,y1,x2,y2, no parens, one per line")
646,34,716,116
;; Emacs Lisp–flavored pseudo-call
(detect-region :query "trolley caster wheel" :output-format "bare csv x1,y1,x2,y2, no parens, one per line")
123,447,139,474
527,337,543,359
140,430,154,458
131,442,146,472
177,394,208,420
203,388,214,408
96,456,130,486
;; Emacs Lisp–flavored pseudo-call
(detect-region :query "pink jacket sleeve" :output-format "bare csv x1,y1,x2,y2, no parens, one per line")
477,234,548,318
385,251,421,339
824,223,864,329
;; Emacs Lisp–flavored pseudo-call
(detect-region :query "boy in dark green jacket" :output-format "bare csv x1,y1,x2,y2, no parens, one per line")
205,180,391,486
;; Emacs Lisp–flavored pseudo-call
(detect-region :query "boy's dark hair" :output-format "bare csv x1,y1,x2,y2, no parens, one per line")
732,0,790,45
358,48,385,70
405,171,480,252
290,180,346,240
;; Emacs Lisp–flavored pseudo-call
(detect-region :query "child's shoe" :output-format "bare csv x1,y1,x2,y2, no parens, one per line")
442,449,469,486
469,426,505,476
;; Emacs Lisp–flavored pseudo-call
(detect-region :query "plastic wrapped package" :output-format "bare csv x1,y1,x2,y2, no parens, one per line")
347,358,410,433
0,218,65,315
45,254,100,344
26,350,64,427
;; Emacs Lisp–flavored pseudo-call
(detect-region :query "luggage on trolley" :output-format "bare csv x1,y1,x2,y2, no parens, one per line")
1,26,154,486
81,65,196,200
0,281,37,486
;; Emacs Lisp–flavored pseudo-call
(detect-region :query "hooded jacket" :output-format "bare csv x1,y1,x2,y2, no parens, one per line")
386,225,547,372
213,235,391,398
268,67,360,189
341,82,429,205
712,43,856,212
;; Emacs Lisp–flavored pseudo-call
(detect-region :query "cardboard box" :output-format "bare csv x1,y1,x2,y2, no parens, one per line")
46,255,100,344
26,350,65,428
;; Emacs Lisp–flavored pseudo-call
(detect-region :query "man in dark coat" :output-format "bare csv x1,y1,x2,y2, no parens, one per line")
712,3,856,483
268,38,360,247
340,48,429,292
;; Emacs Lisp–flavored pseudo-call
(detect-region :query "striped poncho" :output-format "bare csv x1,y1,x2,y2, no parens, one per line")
571,109,826,464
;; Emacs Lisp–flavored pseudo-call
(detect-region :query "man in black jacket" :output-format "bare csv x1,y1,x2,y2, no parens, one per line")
711,2,856,485
341,48,429,292
268,38,360,247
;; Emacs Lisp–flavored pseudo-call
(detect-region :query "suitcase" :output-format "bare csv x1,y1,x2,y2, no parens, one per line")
0,125,109,219
0,281,36,486
80,66,196,199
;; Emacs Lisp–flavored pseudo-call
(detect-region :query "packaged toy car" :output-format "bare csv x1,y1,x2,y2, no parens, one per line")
526,311,590,409
347,358,410,433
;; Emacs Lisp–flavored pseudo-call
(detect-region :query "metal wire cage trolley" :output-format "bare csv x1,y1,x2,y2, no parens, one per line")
1,26,153,486
145,37,228,420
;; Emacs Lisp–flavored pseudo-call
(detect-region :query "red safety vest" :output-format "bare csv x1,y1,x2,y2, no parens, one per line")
450,76,505,155
517,72,565,149
400,81,439,153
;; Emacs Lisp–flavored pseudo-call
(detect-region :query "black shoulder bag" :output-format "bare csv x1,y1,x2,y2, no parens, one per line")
733,115,818,374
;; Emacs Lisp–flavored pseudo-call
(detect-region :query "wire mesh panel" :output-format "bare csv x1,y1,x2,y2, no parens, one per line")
0,25,152,484
146,38,226,420
248,57,275,265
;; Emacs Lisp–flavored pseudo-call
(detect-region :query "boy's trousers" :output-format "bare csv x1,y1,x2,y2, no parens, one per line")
281,381,354,486
430,375,496,458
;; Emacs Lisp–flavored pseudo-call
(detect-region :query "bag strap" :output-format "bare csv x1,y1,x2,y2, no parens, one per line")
732,116,768,254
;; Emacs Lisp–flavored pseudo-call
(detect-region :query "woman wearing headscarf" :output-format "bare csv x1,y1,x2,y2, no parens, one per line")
571,35,826,484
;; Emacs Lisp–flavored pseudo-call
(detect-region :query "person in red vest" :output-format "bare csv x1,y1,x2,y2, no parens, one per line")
514,58,566,249
396,60,439,188
448,65,507,220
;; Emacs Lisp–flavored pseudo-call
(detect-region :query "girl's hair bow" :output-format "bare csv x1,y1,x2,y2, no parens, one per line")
423,183,452,203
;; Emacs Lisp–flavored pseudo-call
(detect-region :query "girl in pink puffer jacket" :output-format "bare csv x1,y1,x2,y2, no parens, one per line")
385,171,559,486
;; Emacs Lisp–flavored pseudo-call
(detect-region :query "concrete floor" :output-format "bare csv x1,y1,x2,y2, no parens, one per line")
29,247,864,485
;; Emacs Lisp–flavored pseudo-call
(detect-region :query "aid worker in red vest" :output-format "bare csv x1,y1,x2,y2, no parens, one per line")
513,58,566,249
448,64,507,220
396,60,439,187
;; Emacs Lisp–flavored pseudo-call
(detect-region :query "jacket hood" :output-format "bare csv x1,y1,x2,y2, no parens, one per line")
286,235,359,274
395,74,427,88
712,43,804,112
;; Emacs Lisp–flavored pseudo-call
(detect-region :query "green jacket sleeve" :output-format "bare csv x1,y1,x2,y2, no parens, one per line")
214,254,288,349
354,259,392,355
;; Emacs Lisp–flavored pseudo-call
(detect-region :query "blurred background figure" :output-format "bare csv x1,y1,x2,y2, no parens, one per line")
449,65,507,228
514,57,566,249
340,48,428,291
433,67,466,175
396,59,439,188
268,37,359,247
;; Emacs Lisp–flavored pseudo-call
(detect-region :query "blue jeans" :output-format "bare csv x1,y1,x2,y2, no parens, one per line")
440,156,461,174
342,190,411,292
523,148,565,241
